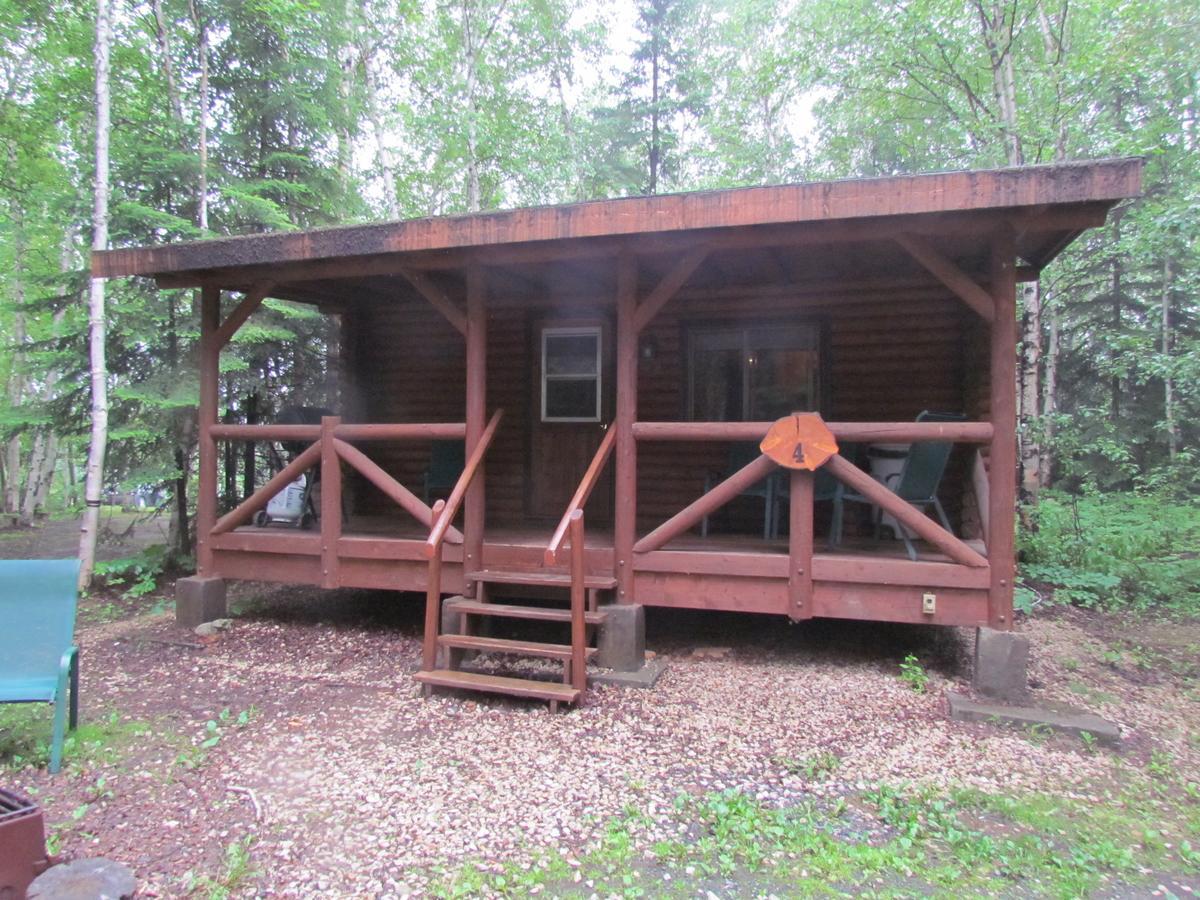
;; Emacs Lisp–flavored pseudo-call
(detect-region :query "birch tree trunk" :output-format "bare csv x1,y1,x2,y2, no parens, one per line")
360,35,400,218
78,0,113,590
1040,300,1059,487
1162,257,1178,461
151,0,184,122
32,433,58,513
19,430,47,525
188,0,209,231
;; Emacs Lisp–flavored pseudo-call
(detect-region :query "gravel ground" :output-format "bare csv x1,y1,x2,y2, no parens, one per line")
4,579,1198,897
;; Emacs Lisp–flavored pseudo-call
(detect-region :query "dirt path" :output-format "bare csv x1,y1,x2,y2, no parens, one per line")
0,511,170,562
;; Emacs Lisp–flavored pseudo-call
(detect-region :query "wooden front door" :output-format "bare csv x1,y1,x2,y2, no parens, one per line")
527,317,614,522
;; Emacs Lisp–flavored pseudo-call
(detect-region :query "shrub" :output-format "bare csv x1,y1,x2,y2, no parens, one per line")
1019,490,1200,612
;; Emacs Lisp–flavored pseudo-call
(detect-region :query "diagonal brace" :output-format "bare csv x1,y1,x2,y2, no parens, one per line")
894,233,993,323
215,281,275,349
634,247,709,333
398,267,468,335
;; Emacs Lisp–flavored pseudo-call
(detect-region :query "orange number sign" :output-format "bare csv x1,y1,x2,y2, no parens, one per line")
759,413,838,471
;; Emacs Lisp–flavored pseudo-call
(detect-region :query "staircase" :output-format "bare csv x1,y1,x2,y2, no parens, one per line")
414,565,613,710
418,420,616,710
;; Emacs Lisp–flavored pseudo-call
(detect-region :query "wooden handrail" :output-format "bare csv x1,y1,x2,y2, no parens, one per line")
210,422,467,441
632,421,994,443
633,453,776,554
211,441,321,535
424,408,504,559
545,426,616,565
824,454,988,567
333,438,463,543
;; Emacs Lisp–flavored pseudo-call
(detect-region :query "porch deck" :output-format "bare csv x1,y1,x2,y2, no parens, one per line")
209,517,990,625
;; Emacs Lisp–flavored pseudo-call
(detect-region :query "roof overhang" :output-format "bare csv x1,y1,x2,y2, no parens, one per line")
92,158,1142,295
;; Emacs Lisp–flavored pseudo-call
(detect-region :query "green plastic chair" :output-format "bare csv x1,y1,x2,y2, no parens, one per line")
831,411,965,560
423,441,465,503
701,443,779,539
0,559,80,773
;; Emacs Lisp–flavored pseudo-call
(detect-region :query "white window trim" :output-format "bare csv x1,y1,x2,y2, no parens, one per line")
541,326,602,423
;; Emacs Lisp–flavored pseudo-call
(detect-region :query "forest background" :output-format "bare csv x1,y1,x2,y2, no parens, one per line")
0,0,1196,607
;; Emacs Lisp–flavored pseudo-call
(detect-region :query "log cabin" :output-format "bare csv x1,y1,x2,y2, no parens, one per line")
93,158,1143,707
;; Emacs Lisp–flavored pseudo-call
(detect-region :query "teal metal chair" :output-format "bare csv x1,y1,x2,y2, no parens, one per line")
769,466,842,544
0,559,80,773
423,441,465,503
831,411,965,560
701,443,780,539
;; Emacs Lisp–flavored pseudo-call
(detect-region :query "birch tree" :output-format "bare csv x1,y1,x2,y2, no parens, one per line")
78,0,113,588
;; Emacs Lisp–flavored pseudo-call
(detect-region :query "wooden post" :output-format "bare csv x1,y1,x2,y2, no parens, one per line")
464,264,486,578
569,510,587,693
196,285,220,576
614,252,637,603
242,392,257,500
320,415,341,589
788,470,814,621
988,228,1018,629
423,498,447,673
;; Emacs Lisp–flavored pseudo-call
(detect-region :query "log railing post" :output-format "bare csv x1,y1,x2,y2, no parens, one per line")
196,285,221,576
423,498,447,673
320,416,341,589
464,264,486,580
788,470,814,621
614,252,637,602
988,228,1018,628
568,510,587,693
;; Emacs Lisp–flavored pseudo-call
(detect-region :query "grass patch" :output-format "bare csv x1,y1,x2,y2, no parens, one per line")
0,706,154,773
434,776,1200,898
183,835,257,899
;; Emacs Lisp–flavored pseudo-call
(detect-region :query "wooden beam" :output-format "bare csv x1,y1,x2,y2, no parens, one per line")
788,470,814,621
634,247,708,333
632,421,994,443
214,281,274,349
397,267,467,336
988,229,1018,628
332,438,463,543
463,265,487,575
634,454,777,554
972,449,990,546
614,252,638,602
893,233,994,322
823,454,989,568
196,286,221,574
320,416,341,588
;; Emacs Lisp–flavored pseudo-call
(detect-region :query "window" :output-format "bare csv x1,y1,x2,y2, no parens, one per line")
689,323,821,421
541,327,602,422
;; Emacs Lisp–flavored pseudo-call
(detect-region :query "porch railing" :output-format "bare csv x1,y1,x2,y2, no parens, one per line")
631,418,993,620
421,409,504,672
206,419,467,587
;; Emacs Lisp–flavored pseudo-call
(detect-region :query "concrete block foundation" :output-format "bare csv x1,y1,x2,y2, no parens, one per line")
175,576,227,629
973,626,1030,703
596,603,645,672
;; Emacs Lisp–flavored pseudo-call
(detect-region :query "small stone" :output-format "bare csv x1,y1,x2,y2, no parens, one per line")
28,859,137,900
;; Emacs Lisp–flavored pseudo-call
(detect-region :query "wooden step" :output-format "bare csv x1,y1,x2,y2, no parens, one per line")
438,633,598,661
466,568,618,590
414,669,580,703
448,598,607,625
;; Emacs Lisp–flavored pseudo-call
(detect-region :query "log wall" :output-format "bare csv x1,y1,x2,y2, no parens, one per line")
349,283,977,533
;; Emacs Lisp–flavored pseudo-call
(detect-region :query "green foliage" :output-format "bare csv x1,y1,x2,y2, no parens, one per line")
92,545,168,599
899,654,929,693
0,707,152,772
1020,490,1200,611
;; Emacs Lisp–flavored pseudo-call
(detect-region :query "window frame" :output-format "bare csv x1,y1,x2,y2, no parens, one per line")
541,325,603,423
685,319,825,422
